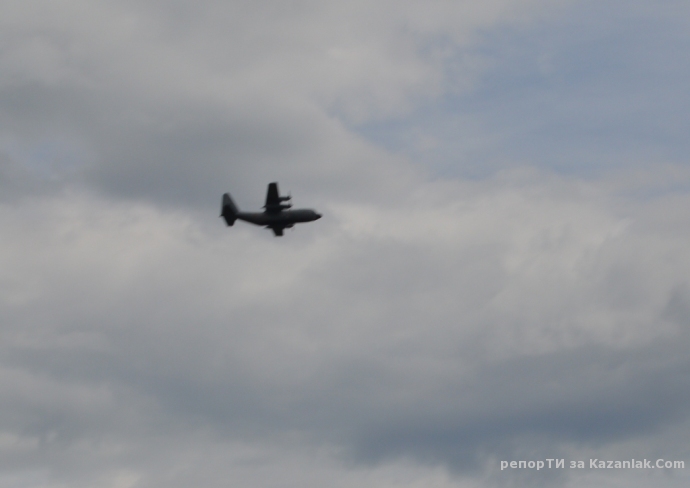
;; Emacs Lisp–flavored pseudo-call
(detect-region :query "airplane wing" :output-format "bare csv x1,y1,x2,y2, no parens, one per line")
265,182,280,208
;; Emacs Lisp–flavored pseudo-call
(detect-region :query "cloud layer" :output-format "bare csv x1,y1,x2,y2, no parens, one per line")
1,1,690,487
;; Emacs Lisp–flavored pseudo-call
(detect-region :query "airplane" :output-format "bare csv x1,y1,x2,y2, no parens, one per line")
221,182,321,236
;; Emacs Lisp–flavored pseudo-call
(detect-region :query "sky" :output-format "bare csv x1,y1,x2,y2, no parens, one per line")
1,1,690,487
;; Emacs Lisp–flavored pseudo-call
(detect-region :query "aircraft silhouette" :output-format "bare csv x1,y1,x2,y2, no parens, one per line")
221,182,321,236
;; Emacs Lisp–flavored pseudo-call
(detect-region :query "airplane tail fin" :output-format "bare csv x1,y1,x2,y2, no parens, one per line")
220,193,239,226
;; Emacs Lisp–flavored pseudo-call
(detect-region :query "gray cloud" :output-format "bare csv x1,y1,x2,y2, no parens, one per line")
3,171,690,487
0,0,553,208
2,1,690,487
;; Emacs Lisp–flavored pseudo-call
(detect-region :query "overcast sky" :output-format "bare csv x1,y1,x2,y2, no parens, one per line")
2,1,690,487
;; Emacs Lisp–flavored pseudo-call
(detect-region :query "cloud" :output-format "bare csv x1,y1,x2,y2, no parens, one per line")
2,169,690,486
0,0,560,207
2,1,690,487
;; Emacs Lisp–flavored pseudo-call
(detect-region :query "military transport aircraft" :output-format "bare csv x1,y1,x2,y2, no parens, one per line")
221,182,321,236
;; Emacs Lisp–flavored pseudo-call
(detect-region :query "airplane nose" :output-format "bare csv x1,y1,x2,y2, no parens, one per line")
315,213,322,219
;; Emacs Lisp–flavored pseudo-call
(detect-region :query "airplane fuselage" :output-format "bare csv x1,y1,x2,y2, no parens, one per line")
235,209,321,227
